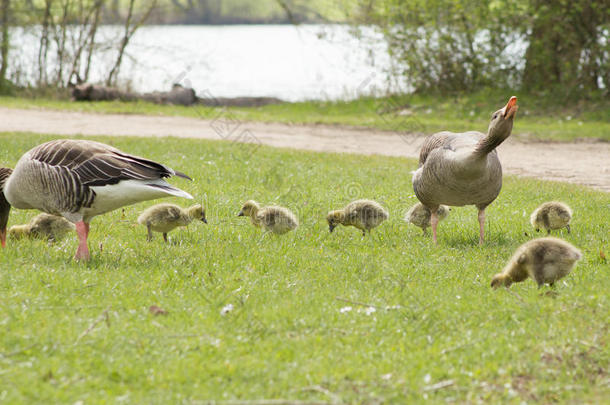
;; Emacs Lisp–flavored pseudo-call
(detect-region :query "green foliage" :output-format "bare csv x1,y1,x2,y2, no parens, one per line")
522,0,610,96
1,132,609,402
362,0,610,97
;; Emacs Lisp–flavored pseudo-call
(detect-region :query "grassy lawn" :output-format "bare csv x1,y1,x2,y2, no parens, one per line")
1,89,609,142
1,132,608,403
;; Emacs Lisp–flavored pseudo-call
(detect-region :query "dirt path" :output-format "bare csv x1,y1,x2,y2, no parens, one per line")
1,107,608,192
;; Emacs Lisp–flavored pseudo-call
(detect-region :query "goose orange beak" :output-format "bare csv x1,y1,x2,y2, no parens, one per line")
503,96,518,119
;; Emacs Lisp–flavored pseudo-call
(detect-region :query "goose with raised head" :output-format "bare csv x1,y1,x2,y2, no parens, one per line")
1,139,193,260
412,96,518,244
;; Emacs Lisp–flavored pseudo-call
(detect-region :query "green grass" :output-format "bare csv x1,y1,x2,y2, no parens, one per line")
1,132,609,403
1,89,609,142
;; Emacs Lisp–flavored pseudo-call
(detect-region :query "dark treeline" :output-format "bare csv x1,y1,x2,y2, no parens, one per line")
356,0,609,98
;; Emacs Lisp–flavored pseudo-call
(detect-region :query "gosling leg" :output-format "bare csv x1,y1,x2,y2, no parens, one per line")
566,224,571,234
146,225,153,242
163,233,168,243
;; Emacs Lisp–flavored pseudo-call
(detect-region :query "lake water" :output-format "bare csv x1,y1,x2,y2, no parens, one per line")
11,25,408,101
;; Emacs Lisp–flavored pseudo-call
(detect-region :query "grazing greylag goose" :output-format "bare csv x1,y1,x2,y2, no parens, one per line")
137,203,206,242
530,201,572,234
405,203,450,235
412,96,518,244
1,139,192,260
9,213,75,241
327,199,389,236
0,167,12,248
238,200,298,235
491,237,582,288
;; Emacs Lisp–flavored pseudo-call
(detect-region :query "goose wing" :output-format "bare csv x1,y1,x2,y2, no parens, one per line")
418,132,453,166
29,139,191,187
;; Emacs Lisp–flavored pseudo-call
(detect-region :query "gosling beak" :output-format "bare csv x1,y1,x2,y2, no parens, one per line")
329,224,336,233
237,210,244,217
201,217,208,224
503,96,518,119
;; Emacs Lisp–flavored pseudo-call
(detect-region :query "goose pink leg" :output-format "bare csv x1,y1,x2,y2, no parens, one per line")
478,209,485,245
430,211,439,245
74,221,90,261
0,229,6,248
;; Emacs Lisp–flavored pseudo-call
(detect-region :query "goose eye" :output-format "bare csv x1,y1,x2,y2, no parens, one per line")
492,113,498,120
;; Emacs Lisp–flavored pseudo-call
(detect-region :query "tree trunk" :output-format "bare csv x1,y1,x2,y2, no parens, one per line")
0,0,9,85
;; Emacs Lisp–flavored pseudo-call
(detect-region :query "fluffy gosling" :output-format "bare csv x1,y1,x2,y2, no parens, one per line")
405,203,450,235
327,199,389,236
238,200,298,235
491,237,582,289
530,201,572,234
137,203,206,242
8,213,75,241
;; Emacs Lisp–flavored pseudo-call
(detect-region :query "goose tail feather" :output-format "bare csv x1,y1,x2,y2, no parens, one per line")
146,183,193,199
172,170,193,181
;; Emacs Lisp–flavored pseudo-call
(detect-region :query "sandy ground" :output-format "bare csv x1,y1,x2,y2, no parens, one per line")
1,107,608,192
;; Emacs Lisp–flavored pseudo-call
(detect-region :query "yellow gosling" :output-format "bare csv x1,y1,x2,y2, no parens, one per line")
8,213,75,241
530,201,573,234
238,200,298,235
137,203,206,242
491,237,582,289
327,199,389,236
405,203,450,235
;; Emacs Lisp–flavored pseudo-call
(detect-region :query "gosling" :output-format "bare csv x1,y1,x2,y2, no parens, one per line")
137,203,207,242
530,201,572,234
327,199,389,236
491,237,582,289
405,203,450,235
238,200,298,235
8,213,75,241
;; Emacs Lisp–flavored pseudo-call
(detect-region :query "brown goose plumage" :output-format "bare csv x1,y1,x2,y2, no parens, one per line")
412,96,518,244
0,167,13,248
1,139,193,260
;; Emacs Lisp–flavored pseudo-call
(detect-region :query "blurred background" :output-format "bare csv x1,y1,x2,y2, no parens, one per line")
0,0,608,102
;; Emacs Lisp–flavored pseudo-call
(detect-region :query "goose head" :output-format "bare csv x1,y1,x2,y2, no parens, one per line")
490,273,512,289
188,204,207,223
8,224,29,240
487,96,518,141
0,167,13,248
326,210,346,232
238,200,260,218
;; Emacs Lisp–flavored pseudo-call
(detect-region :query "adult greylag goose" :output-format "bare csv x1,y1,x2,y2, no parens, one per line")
412,96,518,244
1,139,193,260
